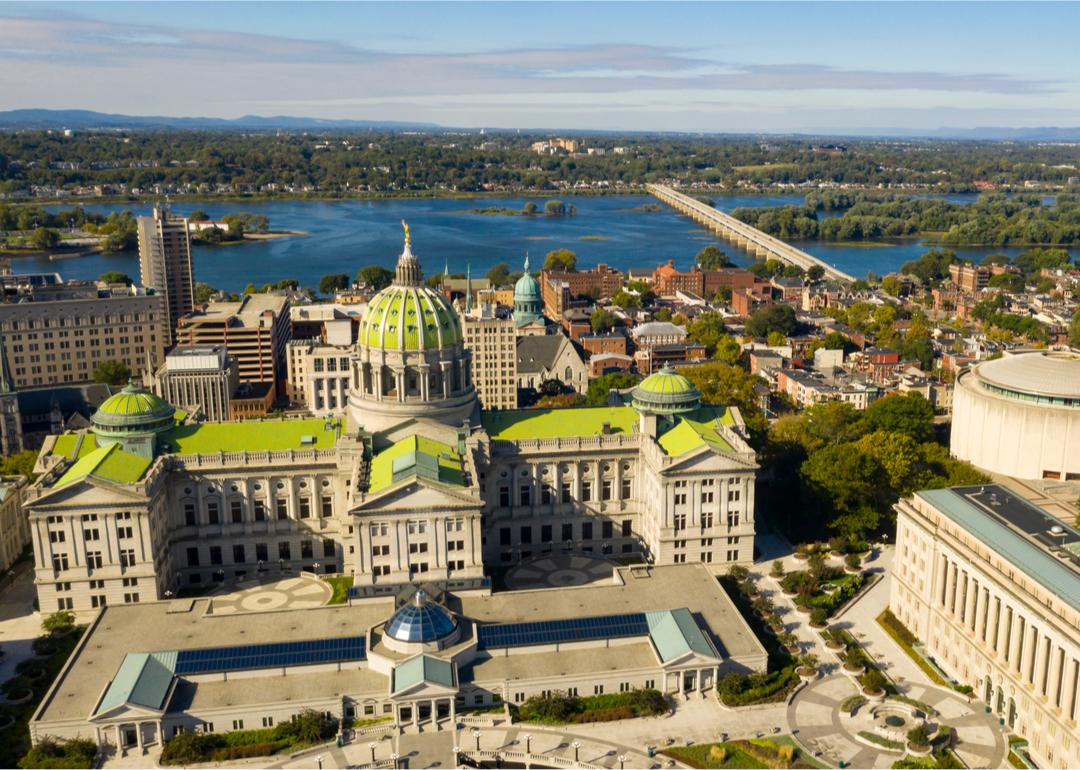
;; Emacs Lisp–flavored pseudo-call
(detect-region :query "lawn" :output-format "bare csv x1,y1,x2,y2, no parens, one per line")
665,738,818,769
323,576,353,605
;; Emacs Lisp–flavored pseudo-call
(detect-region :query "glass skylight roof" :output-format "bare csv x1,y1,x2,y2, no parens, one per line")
476,612,650,649
173,636,366,675
385,591,458,643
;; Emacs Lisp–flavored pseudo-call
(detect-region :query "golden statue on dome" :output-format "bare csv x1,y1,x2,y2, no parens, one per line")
401,219,411,247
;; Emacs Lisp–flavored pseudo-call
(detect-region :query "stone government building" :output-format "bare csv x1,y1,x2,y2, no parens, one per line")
26,230,759,613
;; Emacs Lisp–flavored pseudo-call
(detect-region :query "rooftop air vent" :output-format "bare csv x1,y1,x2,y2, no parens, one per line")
1050,525,1065,535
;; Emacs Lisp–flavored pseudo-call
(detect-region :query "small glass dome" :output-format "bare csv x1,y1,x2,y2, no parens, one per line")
385,589,458,643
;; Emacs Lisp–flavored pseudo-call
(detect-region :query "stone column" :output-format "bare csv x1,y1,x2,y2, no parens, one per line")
1048,646,1064,706
991,596,1005,654
1061,658,1078,722
1035,637,1051,695
944,561,956,614
115,725,123,755
974,586,988,638
1006,613,1022,671
1022,625,1038,683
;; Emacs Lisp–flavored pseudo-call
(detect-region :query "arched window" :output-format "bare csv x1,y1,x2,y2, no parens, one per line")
564,366,572,382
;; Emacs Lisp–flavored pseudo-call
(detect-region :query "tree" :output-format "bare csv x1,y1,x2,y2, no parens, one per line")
611,289,640,309
853,430,930,494
881,274,903,297
29,227,59,250
98,271,133,285
0,450,38,480
42,610,75,635
807,265,825,282
745,304,797,339
714,334,744,365
585,371,639,407
543,248,577,272
18,736,97,770
318,273,350,294
188,209,209,222
93,360,131,387
696,245,732,269
521,201,538,215
680,362,767,446
859,393,935,443
1070,309,1080,349
800,443,889,538
590,307,617,333
766,330,788,347
355,265,393,291
486,262,512,286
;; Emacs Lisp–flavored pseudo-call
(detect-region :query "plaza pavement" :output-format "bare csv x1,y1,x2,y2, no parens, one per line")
0,561,43,685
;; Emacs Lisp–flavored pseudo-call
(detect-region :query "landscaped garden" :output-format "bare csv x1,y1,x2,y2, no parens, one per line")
159,709,337,765
512,689,667,725
664,737,822,769
322,575,353,605
0,612,91,769
779,548,870,622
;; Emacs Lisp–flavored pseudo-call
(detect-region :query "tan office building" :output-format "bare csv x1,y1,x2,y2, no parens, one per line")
0,286,167,389
154,346,238,422
461,298,518,410
137,207,194,344
176,295,291,389
892,485,1080,769
0,477,28,573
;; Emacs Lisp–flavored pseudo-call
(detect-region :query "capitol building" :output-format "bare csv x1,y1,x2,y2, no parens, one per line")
22,232,764,755
25,230,759,614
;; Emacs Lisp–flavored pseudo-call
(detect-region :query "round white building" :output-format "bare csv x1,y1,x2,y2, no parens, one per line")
951,350,1080,480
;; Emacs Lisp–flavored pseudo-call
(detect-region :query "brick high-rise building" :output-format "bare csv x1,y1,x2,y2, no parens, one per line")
137,205,194,344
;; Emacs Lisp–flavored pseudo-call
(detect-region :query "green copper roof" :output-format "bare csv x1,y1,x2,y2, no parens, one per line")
95,651,177,716
158,418,342,455
360,285,462,352
646,608,720,662
482,406,639,440
514,272,540,302
917,488,1080,614
368,435,464,494
51,433,98,461
631,367,701,414
391,655,455,693
95,382,174,422
656,406,735,457
55,444,152,487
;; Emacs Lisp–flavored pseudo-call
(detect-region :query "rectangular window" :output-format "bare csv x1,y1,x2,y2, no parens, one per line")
621,478,632,498
500,528,511,546
582,522,593,540
520,526,532,544
301,540,313,559
254,500,267,521
602,479,612,501
323,540,335,558
299,498,311,519
562,523,573,541
209,546,222,565
561,482,572,503
187,547,199,567
184,503,196,526
541,525,552,543
207,501,219,524
275,498,288,520
622,519,632,537
232,720,244,730
120,549,136,568
123,592,140,604
581,481,592,501
262,717,274,728
519,486,531,507
256,543,268,562
320,496,333,517
233,545,245,564
230,501,243,523
278,542,291,560
498,486,510,508
540,484,552,505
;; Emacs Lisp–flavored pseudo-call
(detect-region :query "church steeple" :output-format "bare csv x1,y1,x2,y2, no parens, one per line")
465,264,473,313
394,220,423,287
0,332,14,395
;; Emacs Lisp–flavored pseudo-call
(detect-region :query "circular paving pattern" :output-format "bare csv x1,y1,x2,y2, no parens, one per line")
505,554,614,590
208,576,332,614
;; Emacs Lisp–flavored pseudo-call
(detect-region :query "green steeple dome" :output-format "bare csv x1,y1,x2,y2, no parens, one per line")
513,254,542,327
631,366,701,414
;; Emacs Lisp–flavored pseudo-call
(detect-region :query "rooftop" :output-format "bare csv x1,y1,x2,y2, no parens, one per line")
182,294,289,325
916,485,1080,614
368,435,464,494
655,407,735,456
973,350,1080,400
158,418,342,456
55,444,151,488
482,406,638,441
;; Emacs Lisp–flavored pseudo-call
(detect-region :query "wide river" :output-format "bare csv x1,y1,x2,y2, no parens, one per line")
33,193,1029,292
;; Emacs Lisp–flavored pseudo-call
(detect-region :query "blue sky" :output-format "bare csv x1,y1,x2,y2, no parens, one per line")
1,2,1078,132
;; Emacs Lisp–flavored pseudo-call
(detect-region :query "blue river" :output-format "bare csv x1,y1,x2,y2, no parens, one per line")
30,193,1028,292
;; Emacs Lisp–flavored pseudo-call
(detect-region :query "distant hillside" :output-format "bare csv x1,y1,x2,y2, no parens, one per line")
0,109,443,131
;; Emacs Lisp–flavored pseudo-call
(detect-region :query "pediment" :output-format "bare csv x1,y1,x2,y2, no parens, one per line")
661,445,746,474
89,701,164,722
32,478,148,509
354,479,481,513
390,680,459,700
660,650,722,669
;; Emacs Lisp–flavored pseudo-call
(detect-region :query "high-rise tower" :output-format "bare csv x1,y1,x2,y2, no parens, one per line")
137,205,194,345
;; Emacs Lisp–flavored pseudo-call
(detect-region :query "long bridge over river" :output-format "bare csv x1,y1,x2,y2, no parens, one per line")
647,184,854,283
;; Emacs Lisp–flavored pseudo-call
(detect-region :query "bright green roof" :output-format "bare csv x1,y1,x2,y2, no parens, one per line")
657,406,735,456
158,418,342,455
482,406,639,440
359,285,462,351
636,367,698,396
95,651,176,716
51,433,98,461
369,435,464,494
55,444,152,487
917,488,1080,614
392,655,455,692
631,366,701,414
646,608,720,662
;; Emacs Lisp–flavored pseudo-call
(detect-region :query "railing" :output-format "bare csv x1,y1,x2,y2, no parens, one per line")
459,749,603,769
490,433,640,453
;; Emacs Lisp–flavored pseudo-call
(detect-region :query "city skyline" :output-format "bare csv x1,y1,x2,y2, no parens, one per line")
1,1,1078,133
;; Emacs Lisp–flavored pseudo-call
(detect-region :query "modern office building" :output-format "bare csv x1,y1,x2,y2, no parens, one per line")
30,563,766,755
25,231,758,614
154,346,238,422
137,206,194,344
951,350,1080,480
176,294,291,390
0,282,167,389
891,485,1080,769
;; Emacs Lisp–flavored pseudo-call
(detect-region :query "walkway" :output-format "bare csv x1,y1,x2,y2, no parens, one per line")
0,561,42,685
505,554,614,590
207,575,331,614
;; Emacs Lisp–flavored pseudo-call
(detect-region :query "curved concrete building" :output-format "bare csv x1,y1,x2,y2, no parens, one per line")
951,350,1080,480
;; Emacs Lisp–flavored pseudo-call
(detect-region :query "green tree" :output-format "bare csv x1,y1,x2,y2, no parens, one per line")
486,262,512,286
881,274,903,297
585,371,639,407
1069,310,1080,349
714,334,744,365
543,248,577,272
188,209,209,222
522,201,538,215
800,443,889,538
686,311,727,355
544,199,567,216
766,330,788,347
42,610,75,635
807,265,825,282
590,307,617,333
355,265,393,291
29,227,60,250
98,271,133,285
318,273,350,294
18,736,97,770
681,362,766,445
92,360,131,387
611,289,640,309
0,450,38,479
695,245,732,269
745,304,797,338
859,393,935,443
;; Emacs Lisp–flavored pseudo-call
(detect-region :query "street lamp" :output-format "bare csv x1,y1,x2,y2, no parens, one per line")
313,561,321,575
473,728,481,750
390,752,399,770
163,590,173,600
453,746,461,764
572,740,581,762
279,558,285,572
618,755,627,769
524,733,532,754
369,742,377,762
315,755,323,770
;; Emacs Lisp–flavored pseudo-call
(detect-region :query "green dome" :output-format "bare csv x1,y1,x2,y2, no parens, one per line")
360,285,462,352
514,272,540,302
94,382,175,428
631,366,701,414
